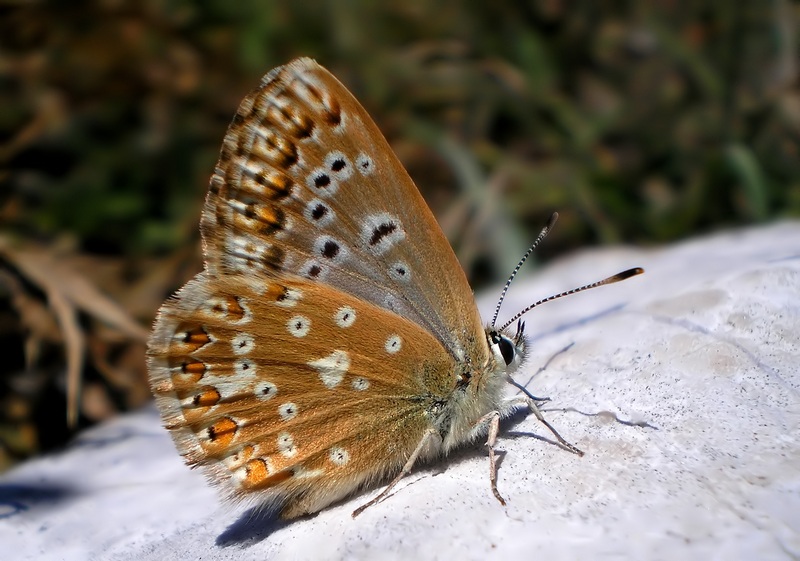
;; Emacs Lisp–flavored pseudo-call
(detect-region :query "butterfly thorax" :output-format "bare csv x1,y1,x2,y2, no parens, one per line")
431,326,521,453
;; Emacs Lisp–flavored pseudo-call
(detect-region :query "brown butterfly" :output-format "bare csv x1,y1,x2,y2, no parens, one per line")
147,58,643,519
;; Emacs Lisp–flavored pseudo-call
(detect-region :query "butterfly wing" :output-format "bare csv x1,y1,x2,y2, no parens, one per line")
149,58,501,517
200,58,486,361
149,273,455,516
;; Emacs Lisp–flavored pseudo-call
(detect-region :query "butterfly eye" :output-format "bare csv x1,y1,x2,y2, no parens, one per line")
497,335,516,366
489,331,517,367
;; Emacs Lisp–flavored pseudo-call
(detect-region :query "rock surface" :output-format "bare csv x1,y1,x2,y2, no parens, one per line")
1,221,798,560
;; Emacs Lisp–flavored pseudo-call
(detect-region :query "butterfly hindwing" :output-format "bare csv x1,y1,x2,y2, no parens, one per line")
149,272,455,515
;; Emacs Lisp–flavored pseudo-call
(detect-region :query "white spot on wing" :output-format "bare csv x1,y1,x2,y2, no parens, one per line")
254,381,277,401
237,298,253,323
294,466,325,479
334,306,356,328
223,233,274,273
306,167,340,197
355,153,374,175
278,402,298,421
275,287,302,307
308,350,351,388
385,335,402,354
300,259,327,280
231,333,255,355
329,447,350,466
333,110,348,132
304,198,335,227
234,359,256,377
246,279,269,295
287,315,311,337
288,73,325,110
352,377,369,391
206,297,227,317
388,261,411,282
325,151,353,181
211,378,252,400
205,297,252,324
362,213,405,255
277,432,297,458
314,235,348,264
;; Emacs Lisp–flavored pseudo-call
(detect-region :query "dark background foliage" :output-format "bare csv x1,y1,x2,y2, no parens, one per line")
1,0,798,466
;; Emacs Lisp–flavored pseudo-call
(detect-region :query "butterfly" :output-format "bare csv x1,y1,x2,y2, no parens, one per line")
147,57,643,519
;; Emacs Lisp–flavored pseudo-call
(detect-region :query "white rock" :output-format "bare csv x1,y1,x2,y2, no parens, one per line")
1,222,798,560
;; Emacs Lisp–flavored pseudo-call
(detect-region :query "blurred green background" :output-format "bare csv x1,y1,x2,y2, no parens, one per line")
1,1,798,465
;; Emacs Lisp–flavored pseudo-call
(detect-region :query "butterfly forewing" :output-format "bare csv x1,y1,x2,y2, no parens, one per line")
200,58,484,358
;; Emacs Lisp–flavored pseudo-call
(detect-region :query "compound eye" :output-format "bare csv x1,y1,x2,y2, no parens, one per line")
497,335,516,366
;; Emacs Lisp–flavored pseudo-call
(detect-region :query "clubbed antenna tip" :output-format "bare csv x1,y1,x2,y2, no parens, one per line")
498,266,644,332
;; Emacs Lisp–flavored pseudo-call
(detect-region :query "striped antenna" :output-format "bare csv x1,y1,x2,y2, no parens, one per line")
498,267,644,332
490,212,559,328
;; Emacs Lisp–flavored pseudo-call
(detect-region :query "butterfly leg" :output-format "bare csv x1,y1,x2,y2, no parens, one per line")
505,395,584,457
351,428,439,518
483,410,506,505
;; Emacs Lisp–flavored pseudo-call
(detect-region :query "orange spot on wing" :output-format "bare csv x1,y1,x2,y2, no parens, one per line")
236,445,256,463
243,460,293,489
225,296,245,321
177,325,211,353
169,358,206,387
193,387,221,407
206,417,238,449
243,458,269,486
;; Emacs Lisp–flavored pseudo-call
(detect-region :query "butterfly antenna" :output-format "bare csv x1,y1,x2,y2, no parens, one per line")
491,212,559,328
498,267,644,332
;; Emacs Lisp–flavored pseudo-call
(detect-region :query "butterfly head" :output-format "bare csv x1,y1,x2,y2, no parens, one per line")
487,319,526,375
